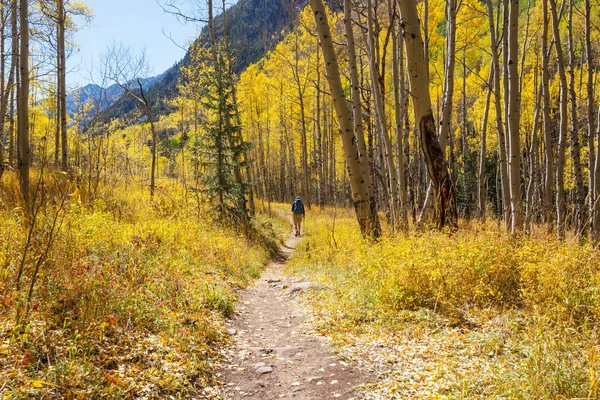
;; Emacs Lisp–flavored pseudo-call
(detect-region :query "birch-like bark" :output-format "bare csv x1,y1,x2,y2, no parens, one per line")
485,0,510,226
366,0,399,231
389,0,407,229
0,4,15,182
58,0,68,170
417,0,456,228
507,0,522,234
478,69,494,220
585,0,597,235
549,0,568,238
541,0,554,232
344,0,381,235
567,0,584,237
310,0,381,237
399,0,457,228
439,0,456,155
526,71,542,234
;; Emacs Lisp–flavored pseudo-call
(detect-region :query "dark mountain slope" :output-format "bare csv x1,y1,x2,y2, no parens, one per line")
101,0,298,123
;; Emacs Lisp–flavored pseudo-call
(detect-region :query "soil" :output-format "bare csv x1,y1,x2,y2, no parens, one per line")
216,232,369,399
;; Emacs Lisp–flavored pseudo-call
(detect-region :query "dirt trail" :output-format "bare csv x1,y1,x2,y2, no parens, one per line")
217,232,368,399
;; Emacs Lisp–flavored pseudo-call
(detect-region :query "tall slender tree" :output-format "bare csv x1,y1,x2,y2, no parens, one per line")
548,0,568,238
507,0,522,234
18,0,29,203
398,0,458,228
310,0,381,237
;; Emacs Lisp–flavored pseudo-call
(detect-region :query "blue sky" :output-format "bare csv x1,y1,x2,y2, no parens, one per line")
67,0,203,88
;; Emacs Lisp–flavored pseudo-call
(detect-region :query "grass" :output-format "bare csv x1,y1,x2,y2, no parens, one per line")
0,172,284,398
285,205,600,398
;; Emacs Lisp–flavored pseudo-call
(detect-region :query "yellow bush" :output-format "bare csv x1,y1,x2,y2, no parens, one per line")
0,172,278,398
286,206,600,397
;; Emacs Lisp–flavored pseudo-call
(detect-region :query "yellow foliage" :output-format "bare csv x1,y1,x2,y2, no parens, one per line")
286,206,600,397
0,172,280,398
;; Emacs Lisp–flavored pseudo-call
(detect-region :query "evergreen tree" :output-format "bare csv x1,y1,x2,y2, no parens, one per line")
197,42,250,222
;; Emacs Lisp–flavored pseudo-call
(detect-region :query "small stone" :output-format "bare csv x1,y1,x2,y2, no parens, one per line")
227,328,237,336
284,282,322,295
256,366,274,375
254,362,266,369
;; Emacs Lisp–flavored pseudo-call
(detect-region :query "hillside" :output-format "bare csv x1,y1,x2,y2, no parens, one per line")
66,70,171,123
99,0,297,123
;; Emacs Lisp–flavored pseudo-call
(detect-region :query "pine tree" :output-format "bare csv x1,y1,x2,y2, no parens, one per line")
197,43,250,222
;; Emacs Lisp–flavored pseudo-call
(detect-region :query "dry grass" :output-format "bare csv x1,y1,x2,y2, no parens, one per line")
0,171,284,398
285,205,600,398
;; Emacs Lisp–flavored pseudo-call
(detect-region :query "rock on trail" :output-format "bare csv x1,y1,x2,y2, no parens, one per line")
215,233,369,399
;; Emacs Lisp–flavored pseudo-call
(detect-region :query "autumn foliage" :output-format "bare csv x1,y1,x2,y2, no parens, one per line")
288,206,600,397
0,172,281,397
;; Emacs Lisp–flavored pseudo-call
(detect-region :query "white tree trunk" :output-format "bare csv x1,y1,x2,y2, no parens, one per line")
398,0,457,228
507,0,522,234
310,0,380,237
549,0,568,238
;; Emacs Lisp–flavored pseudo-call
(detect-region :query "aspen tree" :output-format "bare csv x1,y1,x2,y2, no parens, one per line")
57,0,68,170
567,0,584,238
398,0,457,228
585,0,597,235
18,0,29,203
344,0,381,235
541,0,554,232
366,0,399,231
478,70,493,220
485,0,510,229
548,0,568,238
388,0,407,229
309,0,381,237
507,0,522,234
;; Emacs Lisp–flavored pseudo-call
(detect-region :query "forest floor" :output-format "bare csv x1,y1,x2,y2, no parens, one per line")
214,225,369,399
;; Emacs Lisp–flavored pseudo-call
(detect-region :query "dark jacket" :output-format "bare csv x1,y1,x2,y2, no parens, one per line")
292,197,305,215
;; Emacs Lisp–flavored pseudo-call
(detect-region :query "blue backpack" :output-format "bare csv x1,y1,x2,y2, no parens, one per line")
292,198,305,215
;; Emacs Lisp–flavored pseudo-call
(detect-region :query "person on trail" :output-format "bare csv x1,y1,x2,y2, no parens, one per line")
291,196,305,237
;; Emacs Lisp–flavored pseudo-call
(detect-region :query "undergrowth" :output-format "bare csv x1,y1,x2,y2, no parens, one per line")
0,172,283,398
286,205,600,398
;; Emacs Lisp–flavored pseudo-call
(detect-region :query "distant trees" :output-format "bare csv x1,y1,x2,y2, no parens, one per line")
6,0,600,241
235,0,600,239
103,44,159,199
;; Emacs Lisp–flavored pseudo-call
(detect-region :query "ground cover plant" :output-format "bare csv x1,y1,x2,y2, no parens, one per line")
286,205,600,398
0,172,284,398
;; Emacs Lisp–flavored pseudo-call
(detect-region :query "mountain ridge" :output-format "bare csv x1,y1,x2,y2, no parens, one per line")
93,0,299,124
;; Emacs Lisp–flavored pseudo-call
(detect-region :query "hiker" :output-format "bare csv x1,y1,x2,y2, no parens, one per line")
291,196,305,237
